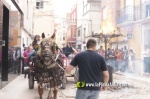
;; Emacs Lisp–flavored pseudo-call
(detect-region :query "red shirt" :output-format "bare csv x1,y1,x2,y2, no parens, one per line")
117,52,122,61
23,50,30,63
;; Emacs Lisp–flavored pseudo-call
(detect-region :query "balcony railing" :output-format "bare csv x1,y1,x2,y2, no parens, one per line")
135,2,150,21
117,2,150,24
117,6,134,24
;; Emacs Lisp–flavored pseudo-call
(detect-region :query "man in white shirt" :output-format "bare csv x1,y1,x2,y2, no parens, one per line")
143,45,150,73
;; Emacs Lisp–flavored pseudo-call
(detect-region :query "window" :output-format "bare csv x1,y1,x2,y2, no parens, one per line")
63,37,65,41
91,3,101,10
78,45,81,49
78,29,80,36
125,0,134,19
36,0,44,9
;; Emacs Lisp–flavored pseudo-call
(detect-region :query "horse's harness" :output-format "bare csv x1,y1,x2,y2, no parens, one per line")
32,38,65,84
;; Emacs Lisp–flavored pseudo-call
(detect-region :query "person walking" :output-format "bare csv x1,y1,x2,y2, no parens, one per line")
109,49,116,71
23,46,32,78
98,46,105,57
128,49,135,73
13,48,17,74
143,45,150,74
21,47,27,74
116,49,123,72
122,46,128,72
66,39,109,99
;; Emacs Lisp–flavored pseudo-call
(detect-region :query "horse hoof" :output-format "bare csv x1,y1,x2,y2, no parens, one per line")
40,96,42,99
47,97,54,99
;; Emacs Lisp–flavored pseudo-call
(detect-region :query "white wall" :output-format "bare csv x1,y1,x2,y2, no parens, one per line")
76,0,84,49
77,0,83,27
21,29,32,49
33,17,54,37
55,23,67,48
33,0,54,37
17,0,33,34
89,12,101,34
15,0,33,49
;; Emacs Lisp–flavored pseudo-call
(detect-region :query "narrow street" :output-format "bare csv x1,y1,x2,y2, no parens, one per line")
1,0,150,99
0,73,150,99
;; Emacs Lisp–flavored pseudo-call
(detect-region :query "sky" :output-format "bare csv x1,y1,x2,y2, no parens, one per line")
53,0,77,22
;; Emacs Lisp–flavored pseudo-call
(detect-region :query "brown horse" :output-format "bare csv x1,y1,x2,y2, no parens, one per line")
34,32,65,99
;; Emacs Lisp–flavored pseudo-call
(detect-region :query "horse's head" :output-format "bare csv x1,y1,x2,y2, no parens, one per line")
41,38,55,66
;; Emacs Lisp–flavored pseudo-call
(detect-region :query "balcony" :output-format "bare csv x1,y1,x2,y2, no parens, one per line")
117,2,150,24
117,6,134,24
135,2,150,23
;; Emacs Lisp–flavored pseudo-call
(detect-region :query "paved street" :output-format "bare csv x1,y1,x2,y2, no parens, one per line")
0,74,150,99
0,75,76,99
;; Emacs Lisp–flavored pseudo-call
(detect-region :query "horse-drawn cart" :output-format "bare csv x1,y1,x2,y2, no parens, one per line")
27,38,68,99
28,52,67,90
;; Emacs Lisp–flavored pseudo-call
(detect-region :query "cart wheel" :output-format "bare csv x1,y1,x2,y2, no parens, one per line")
74,68,79,83
29,74,34,89
61,74,66,89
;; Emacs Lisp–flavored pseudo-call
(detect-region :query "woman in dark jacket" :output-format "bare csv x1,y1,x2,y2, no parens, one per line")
32,35,41,50
63,42,74,57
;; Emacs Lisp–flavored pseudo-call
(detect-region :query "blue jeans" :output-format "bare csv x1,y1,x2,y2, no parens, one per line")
24,63,29,78
75,89,100,99
29,50,36,61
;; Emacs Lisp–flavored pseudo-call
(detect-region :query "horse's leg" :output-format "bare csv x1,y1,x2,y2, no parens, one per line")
47,88,54,99
38,83,44,99
47,80,54,99
53,87,58,99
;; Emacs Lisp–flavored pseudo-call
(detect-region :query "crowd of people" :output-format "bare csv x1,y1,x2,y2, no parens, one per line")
7,47,21,74
21,34,41,78
98,46,135,73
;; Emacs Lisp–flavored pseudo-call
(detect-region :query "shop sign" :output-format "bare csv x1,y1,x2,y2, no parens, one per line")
127,33,132,39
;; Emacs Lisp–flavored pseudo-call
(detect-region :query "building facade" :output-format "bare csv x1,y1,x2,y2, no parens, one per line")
82,0,101,50
66,5,77,48
0,0,21,89
55,23,67,48
12,0,34,49
12,0,54,48
76,0,83,50
32,0,54,38
100,0,150,74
